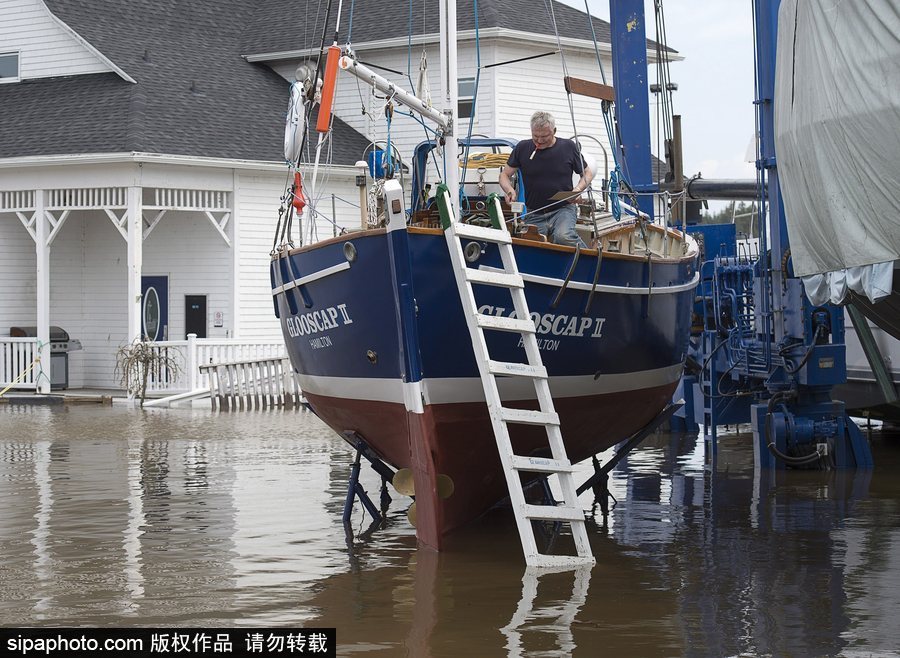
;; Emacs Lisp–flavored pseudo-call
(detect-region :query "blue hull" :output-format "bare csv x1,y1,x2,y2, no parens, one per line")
271,226,698,543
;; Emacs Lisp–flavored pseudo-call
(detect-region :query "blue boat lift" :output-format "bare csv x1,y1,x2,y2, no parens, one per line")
673,0,873,469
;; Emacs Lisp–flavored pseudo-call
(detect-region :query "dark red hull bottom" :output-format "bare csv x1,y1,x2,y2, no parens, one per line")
305,381,678,549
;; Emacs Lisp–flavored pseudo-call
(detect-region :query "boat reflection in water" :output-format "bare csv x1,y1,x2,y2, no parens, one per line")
313,430,899,656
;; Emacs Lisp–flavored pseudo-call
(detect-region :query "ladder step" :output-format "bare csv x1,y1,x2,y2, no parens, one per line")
510,454,573,473
465,268,523,288
526,554,595,569
523,504,585,523
451,222,513,243
500,407,559,426
476,314,535,334
487,360,547,378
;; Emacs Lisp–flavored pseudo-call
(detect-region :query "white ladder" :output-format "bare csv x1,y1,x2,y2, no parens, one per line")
436,187,595,568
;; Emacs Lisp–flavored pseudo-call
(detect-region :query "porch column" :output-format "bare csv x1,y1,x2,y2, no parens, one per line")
35,189,50,394
231,171,240,338
127,186,143,343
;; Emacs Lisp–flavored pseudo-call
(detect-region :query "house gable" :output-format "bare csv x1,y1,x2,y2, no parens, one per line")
0,0,132,82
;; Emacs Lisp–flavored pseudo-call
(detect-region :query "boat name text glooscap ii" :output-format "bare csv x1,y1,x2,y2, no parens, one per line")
285,304,353,338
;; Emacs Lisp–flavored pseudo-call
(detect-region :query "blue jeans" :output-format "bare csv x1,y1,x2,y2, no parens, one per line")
525,204,586,248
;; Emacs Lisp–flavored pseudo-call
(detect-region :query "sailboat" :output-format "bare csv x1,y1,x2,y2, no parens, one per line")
270,0,699,555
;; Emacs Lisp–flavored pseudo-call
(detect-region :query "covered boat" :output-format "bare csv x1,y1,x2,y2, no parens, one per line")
774,0,900,416
774,0,900,327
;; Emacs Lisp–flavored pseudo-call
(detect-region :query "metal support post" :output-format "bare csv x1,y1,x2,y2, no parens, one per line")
846,304,899,406
577,401,683,516
342,450,382,526
609,0,655,219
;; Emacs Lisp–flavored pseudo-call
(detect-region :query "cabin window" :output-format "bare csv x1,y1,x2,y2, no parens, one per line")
0,52,19,83
458,77,476,119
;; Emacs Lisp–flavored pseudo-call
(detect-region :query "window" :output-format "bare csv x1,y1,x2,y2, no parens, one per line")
0,52,19,83
458,77,476,119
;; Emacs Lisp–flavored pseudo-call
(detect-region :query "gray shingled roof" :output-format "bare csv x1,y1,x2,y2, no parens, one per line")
0,0,370,163
0,73,132,156
241,0,670,57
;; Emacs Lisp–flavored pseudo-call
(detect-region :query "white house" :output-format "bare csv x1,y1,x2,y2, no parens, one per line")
1,0,672,393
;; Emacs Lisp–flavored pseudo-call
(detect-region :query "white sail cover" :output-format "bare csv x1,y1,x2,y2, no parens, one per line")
284,81,306,163
775,0,900,304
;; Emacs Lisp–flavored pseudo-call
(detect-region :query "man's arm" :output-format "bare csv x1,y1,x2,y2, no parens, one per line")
571,163,595,201
499,165,519,203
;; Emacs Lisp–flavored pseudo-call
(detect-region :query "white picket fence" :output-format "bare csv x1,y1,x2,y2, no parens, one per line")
145,335,289,394
201,358,303,410
0,338,39,390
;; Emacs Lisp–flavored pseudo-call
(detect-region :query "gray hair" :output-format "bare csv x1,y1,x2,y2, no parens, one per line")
530,111,556,131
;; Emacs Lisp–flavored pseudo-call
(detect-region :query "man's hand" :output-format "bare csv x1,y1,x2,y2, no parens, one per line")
499,165,518,205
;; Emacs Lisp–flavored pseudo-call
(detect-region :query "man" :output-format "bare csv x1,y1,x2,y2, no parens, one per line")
499,111,594,248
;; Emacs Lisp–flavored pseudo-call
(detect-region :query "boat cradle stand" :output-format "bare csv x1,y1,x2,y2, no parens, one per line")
341,431,395,527
576,401,683,519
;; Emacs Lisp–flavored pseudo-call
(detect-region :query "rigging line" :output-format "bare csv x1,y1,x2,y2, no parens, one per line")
542,0,580,139
610,98,636,198
287,0,336,246
347,0,355,43
275,147,297,249
271,204,285,254
304,0,335,151
333,0,345,41
652,3,665,139
653,1,673,142
416,0,442,198
653,42,664,197
408,0,413,80
356,60,407,77
482,51,558,69
393,109,439,135
581,0,608,86
657,1,676,133
460,0,483,206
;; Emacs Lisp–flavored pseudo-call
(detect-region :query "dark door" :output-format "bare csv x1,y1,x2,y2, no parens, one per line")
185,295,207,338
141,276,169,341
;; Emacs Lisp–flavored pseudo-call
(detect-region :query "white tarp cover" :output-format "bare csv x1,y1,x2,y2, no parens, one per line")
774,0,900,289
801,262,894,306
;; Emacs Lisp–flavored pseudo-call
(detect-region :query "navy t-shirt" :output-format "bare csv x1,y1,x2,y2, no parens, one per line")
508,137,585,213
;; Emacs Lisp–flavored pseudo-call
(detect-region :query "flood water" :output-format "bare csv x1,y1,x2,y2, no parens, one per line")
1,404,899,656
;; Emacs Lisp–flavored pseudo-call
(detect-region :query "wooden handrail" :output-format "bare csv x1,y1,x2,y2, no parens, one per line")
563,76,616,102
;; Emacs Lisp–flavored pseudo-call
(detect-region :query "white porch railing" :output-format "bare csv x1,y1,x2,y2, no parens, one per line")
0,338,40,391
201,358,303,410
146,335,289,394
2,335,291,396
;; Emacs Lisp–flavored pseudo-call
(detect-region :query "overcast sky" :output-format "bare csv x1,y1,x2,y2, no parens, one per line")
560,0,759,182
